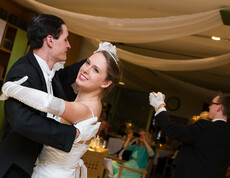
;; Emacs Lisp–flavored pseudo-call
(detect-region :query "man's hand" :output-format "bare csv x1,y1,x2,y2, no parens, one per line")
74,117,101,142
149,92,166,111
0,76,28,100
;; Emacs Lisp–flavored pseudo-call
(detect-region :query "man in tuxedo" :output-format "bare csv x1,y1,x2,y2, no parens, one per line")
0,14,97,177
149,92,230,178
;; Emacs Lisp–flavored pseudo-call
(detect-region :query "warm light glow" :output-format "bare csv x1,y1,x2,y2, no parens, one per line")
119,81,125,85
192,116,199,121
128,123,132,127
159,144,163,147
211,36,221,41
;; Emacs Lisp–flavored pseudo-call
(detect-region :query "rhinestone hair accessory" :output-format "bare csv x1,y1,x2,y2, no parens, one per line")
94,42,119,66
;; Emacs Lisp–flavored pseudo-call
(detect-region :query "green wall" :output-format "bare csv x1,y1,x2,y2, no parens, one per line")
0,29,27,140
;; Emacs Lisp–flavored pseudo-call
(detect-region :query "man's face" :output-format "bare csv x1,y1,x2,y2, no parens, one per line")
209,96,220,120
51,24,71,62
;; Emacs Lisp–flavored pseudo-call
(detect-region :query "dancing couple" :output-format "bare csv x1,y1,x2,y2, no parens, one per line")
0,14,122,178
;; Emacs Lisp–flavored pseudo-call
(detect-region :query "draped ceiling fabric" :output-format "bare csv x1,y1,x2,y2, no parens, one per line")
117,49,230,71
15,0,223,43
14,0,230,72
87,38,218,98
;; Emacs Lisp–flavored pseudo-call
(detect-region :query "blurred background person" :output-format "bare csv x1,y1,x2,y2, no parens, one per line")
114,127,138,161
149,91,230,178
96,119,109,143
112,129,154,178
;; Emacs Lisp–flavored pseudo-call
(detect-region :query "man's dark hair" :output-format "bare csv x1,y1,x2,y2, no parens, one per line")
218,93,230,120
27,14,65,50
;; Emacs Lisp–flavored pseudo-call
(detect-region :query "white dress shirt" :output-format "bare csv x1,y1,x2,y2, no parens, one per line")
154,107,227,123
154,107,167,116
212,118,227,122
34,53,61,122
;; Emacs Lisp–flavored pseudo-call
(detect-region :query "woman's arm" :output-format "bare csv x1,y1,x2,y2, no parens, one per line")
0,76,93,124
61,101,93,124
123,132,134,148
143,140,153,153
139,134,154,157
1,71,76,152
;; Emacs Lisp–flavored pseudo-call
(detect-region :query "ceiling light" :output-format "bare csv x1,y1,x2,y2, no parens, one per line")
192,34,230,42
211,36,221,41
119,81,125,85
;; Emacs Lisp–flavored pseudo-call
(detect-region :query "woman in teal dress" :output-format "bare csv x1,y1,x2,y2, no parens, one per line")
112,129,154,178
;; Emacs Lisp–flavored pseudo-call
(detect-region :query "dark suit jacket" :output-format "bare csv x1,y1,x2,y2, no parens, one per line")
155,111,230,178
0,52,85,176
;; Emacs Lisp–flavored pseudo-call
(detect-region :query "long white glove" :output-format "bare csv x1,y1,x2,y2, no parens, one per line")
149,92,166,111
0,76,65,116
74,117,101,142
0,76,28,100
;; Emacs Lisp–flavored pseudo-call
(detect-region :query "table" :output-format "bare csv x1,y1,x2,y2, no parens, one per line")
104,157,113,177
104,155,127,178
107,137,125,154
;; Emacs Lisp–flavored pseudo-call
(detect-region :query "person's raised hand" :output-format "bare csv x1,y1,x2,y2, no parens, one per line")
128,132,134,140
139,134,145,143
149,91,166,111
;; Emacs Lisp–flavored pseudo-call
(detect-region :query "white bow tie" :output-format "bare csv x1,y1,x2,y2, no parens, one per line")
47,61,65,82
47,70,55,82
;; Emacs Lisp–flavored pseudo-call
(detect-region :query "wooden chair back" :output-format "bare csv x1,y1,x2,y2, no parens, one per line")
81,150,108,178
118,157,153,178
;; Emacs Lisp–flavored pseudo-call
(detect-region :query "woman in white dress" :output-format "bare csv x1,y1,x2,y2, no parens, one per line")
0,41,122,178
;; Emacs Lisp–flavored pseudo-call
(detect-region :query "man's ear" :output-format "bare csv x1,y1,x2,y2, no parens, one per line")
46,35,53,47
101,80,112,89
217,105,222,112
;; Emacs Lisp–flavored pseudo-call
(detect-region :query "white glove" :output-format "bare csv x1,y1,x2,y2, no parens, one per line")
149,92,166,111
74,117,101,142
0,76,28,100
0,76,65,116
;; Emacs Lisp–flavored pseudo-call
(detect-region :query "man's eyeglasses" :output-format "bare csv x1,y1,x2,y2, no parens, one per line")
209,102,220,106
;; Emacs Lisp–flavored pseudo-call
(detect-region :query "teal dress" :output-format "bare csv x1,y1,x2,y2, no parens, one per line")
112,144,154,178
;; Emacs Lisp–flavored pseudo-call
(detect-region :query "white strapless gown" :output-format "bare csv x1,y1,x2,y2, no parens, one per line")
32,142,90,178
31,105,97,178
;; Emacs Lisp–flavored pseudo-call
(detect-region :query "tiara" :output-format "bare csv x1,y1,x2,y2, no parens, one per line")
94,42,119,67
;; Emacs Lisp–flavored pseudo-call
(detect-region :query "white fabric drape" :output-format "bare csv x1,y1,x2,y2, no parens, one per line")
88,38,230,71
118,48,230,71
154,71,217,100
15,0,223,43
14,0,230,71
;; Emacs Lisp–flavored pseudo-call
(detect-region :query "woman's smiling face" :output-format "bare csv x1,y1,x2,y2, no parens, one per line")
76,52,112,92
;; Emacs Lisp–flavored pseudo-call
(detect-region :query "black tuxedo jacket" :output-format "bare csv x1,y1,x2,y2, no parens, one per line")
155,111,230,178
0,52,85,176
